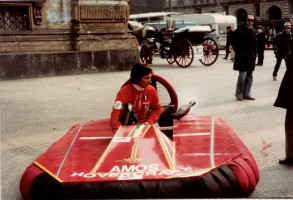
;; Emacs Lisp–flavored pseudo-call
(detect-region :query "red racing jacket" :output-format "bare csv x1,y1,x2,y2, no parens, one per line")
110,84,162,133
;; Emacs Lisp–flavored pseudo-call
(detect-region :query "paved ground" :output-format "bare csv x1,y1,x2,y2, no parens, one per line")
1,50,293,199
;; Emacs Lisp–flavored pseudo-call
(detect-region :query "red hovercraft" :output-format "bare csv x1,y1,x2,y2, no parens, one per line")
20,74,259,199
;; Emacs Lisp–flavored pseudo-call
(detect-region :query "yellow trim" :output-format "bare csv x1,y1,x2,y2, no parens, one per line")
34,161,63,183
123,139,142,163
153,125,175,170
126,125,137,137
172,141,176,168
116,126,122,133
140,125,151,137
91,126,123,173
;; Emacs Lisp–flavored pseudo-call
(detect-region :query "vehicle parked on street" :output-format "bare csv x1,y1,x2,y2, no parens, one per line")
129,19,219,68
129,12,182,23
168,14,237,49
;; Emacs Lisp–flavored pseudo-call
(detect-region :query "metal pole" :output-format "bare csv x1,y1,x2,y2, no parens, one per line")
169,0,172,12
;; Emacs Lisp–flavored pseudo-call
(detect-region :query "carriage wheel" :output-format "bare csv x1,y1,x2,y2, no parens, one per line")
166,54,175,64
140,45,153,64
173,39,194,68
199,38,219,66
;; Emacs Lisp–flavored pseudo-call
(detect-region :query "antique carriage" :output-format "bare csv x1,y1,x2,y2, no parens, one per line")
131,20,219,68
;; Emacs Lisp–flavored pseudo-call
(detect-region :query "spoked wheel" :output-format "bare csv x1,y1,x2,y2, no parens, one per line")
166,54,175,64
173,39,194,68
140,45,153,64
199,37,219,66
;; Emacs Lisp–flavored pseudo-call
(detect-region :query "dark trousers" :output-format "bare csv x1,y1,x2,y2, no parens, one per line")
285,108,293,158
273,57,286,76
224,43,230,58
257,48,264,64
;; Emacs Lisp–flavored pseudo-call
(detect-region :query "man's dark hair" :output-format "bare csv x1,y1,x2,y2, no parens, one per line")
227,26,231,30
130,63,153,83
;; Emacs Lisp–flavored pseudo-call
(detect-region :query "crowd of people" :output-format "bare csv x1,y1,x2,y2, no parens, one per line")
221,15,293,165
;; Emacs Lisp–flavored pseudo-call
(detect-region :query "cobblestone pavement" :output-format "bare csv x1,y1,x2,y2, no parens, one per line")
1,50,293,199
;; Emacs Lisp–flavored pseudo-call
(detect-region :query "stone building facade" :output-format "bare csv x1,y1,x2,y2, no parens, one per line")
0,0,139,80
129,0,164,14
161,0,292,33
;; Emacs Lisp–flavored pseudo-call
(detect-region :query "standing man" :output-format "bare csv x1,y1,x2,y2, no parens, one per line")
274,38,293,165
272,22,292,81
233,15,257,101
223,26,234,59
256,26,266,66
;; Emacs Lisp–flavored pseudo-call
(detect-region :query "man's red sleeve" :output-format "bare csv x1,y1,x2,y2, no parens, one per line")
146,87,162,124
110,89,128,133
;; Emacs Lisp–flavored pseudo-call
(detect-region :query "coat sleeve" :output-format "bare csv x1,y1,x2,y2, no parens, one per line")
273,33,281,50
232,28,241,53
145,87,162,124
110,88,128,133
274,40,293,109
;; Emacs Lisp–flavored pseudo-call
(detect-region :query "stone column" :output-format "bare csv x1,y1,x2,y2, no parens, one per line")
70,0,138,51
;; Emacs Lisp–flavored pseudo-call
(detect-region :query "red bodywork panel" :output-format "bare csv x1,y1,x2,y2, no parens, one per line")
33,114,241,183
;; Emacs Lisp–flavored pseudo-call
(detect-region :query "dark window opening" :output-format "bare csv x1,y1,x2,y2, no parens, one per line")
255,3,260,17
269,6,282,20
0,6,29,31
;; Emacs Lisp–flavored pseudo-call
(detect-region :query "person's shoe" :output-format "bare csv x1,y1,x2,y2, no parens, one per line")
273,76,277,81
222,57,228,59
236,96,243,101
243,96,255,100
279,157,293,165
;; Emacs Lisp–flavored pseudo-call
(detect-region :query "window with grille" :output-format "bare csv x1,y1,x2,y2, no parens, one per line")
0,6,30,31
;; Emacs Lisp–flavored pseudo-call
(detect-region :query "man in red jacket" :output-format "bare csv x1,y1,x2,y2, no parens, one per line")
110,63,162,133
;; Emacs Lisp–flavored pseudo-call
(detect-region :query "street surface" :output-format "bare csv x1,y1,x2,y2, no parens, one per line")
1,50,293,199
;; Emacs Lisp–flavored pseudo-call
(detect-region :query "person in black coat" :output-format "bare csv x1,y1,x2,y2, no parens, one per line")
233,15,257,101
223,26,234,59
272,22,292,80
256,26,266,66
274,37,293,165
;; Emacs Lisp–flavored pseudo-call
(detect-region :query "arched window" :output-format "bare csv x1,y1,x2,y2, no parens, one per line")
268,6,282,20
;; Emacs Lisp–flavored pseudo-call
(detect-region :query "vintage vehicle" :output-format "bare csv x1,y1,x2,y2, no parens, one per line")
20,74,259,199
129,12,183,23
169,13,237,49
145,21,199,29
130,19,219,68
